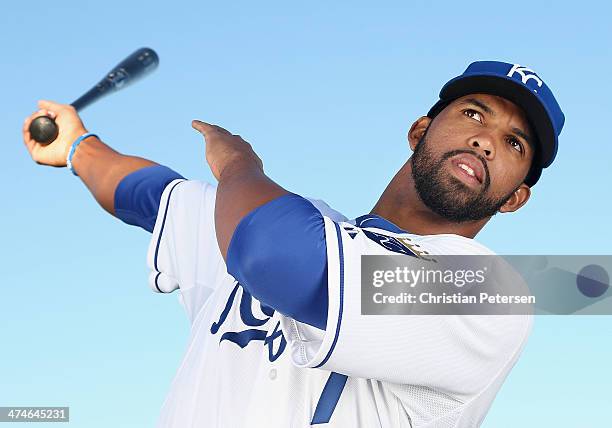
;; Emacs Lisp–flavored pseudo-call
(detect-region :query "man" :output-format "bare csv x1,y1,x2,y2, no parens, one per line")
23,61,564,427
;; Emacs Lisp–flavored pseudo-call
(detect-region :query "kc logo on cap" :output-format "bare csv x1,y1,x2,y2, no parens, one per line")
507,64,543,92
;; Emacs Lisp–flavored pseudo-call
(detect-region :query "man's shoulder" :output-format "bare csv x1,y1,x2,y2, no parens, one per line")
303,197,349,222
415,233,496,255
275,197,495,255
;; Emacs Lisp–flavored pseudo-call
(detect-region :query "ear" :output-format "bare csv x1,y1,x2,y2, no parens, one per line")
408,116,432,151
499,184,531,213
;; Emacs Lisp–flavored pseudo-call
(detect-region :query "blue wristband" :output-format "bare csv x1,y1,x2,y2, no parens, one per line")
66,133,98,176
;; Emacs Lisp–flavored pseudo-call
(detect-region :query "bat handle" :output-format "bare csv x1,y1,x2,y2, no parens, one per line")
29,115,59,145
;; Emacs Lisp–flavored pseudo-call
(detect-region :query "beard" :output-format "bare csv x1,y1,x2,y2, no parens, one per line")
410,132,517,223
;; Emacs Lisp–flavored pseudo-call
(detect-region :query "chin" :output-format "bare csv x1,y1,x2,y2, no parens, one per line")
443,174,483,197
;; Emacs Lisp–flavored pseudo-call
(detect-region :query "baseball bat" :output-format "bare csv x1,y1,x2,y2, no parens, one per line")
29,47,159,144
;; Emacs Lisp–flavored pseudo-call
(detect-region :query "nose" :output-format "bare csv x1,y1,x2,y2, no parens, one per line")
468,134,495,160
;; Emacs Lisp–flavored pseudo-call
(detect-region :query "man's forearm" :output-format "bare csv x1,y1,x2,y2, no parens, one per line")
190,120,289,259
215,160,289,259
195,121,329,329
71,136,157,216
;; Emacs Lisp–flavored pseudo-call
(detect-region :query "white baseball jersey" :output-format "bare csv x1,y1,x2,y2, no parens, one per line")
147,178,533,427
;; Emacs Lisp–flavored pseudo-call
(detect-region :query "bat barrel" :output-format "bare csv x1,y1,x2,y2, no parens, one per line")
73,47,159,111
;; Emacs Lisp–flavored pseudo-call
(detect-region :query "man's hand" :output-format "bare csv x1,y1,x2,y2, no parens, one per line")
191,120,263,181
23,100,89,167
22,99,157,215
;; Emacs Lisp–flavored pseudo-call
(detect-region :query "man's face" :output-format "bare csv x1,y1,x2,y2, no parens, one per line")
410,94,535,222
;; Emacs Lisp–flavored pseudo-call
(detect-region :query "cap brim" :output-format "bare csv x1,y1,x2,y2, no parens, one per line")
427,74,558,170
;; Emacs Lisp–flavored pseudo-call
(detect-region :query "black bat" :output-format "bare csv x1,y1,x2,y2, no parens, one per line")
29,47,159,144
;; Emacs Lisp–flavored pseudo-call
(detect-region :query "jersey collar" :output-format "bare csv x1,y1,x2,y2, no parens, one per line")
353,214,408,234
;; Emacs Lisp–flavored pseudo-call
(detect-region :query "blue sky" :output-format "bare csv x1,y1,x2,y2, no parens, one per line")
1,1,611,426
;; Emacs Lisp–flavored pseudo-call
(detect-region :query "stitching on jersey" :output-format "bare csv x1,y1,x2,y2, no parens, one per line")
289,318,309,365
190,180,205,294
314,221,345,368
397,395,413,428
154,272,163,293
152,179,186,292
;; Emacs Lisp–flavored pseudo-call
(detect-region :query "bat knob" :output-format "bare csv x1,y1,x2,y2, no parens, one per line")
30,116,59,145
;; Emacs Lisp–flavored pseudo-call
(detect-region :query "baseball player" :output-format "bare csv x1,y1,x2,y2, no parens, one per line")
23,61,564,427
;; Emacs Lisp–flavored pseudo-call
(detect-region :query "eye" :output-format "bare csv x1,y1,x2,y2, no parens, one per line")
507,136,524,154
463,109,483,123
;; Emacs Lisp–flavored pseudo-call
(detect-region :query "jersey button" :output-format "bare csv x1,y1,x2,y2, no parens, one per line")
268,368,277,380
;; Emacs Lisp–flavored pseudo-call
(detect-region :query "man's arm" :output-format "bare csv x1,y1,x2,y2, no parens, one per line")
192,121,329,329
191,120,289,258
23,100,157,216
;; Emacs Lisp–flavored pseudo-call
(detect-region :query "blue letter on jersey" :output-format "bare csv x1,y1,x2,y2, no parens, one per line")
211,283,287,362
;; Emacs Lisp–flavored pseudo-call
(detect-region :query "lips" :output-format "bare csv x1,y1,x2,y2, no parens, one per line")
449,153,486,186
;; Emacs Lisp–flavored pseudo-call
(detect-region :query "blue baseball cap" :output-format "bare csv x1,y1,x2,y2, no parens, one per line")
427,61,565,186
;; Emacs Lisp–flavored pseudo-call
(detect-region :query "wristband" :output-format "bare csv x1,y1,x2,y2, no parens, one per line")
66,133,98,176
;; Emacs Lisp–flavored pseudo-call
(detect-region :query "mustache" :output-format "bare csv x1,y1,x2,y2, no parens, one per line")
440,149,490,189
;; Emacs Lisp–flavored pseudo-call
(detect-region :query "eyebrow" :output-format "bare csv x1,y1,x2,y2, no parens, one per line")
460,98,534,148
460,98,495,116
512,128,536,151
512,127,534,148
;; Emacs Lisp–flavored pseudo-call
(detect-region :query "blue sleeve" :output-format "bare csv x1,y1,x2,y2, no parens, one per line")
226,194,329,330
114,165,185,233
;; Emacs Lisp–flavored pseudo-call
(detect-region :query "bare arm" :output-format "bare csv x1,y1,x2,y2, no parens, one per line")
191,121,329,330
69,137,156,215
191,120,289,259
23,100,156,216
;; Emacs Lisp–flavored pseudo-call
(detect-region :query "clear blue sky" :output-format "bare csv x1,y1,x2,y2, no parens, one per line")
2,1,611,426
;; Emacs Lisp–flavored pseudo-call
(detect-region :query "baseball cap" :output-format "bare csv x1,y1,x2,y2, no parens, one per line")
427,61,565,186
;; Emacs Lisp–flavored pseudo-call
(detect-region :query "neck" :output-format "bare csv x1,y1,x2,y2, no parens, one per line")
370,160,488,239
